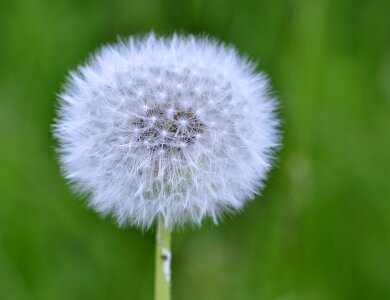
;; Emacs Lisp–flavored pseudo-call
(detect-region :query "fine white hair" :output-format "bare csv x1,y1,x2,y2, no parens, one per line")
53,33,280,229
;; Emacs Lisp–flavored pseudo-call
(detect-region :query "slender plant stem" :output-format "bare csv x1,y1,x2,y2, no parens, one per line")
154,217,171,300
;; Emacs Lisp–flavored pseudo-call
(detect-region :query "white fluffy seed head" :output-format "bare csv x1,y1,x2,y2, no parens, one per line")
53,33,280,229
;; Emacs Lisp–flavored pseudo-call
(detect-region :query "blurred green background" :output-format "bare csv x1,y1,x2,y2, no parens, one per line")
1,0,390,299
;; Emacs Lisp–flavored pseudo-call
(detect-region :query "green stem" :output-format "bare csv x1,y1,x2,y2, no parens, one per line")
154,217,171,300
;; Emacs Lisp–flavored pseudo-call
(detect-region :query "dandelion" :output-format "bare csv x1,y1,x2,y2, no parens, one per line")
53,33,280,300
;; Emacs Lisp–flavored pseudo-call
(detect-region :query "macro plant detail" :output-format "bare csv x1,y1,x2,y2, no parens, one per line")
131,104,205,153
53,33,279,300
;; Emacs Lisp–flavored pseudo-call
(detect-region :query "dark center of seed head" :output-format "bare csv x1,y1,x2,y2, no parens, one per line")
133,106,205,152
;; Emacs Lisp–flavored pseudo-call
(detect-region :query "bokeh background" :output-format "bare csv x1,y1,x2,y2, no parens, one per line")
1,0,390,299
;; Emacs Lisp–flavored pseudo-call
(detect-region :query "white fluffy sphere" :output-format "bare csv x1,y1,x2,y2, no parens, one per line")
54,33,280,229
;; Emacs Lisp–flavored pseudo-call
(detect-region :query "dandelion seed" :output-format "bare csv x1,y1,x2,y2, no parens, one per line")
53,33,280,230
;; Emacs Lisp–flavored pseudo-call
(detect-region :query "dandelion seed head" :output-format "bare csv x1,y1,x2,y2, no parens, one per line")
53,33,280,229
